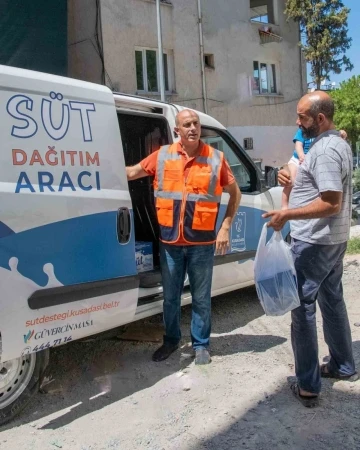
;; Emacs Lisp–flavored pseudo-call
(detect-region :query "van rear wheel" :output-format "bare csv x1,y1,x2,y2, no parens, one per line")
0,349,49,426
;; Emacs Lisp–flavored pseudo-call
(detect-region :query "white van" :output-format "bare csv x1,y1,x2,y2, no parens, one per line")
0,65,286,423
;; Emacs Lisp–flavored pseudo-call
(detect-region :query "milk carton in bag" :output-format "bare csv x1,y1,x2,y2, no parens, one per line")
254,224,300,316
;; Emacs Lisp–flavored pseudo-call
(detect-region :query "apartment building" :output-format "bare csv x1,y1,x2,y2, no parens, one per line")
68,0,306,167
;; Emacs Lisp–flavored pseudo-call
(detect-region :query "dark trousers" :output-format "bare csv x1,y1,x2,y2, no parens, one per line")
291,238,356,393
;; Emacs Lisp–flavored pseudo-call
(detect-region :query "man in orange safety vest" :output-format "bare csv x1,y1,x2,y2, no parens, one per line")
126,109,241,364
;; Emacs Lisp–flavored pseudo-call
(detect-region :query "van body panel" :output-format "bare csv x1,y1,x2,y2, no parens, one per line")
0,66,139,361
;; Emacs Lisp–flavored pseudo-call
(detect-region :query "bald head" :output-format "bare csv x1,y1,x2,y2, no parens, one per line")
296,91,336,138
299,91,335,121
175,109,200,127
174,109,201,148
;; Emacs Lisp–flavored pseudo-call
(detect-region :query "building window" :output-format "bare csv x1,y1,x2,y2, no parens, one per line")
243,138,254,150
252,61,277,95
250,0,275,24
135,48,173,93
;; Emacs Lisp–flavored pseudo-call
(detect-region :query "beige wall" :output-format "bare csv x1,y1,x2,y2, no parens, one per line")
68,0,103,85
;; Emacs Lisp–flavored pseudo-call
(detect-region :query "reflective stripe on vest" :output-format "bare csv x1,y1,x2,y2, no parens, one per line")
154,142,223,244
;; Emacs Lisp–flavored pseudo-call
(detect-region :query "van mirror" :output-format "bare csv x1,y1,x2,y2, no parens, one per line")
264,166,278,188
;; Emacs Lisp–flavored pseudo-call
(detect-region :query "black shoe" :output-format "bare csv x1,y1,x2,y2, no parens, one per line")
195,348,211,365
152,343,179,362
320,363,359,381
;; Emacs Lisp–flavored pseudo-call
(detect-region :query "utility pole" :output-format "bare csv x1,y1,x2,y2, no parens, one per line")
197,0,208,114
156,0,165,101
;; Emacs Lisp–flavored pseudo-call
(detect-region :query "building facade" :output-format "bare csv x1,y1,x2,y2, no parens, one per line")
68,0,306,167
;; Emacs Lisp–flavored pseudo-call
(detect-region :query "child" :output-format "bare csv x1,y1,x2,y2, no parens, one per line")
281,128,313,210
281,128,347,209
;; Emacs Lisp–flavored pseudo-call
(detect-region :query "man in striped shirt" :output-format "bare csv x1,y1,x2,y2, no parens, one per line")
264,91,357,408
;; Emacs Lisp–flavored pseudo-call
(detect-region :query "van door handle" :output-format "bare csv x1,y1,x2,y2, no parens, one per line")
117,207,131,244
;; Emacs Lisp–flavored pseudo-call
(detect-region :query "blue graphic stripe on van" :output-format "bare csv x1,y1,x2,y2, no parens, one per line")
0,206,290,288
0,221,15,238
0,211,136,287
216,205,290,253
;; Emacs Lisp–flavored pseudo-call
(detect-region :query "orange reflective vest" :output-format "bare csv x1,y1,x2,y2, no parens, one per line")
154,142,223,244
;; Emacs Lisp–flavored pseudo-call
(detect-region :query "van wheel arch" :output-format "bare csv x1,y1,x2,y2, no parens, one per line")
0,349,49,426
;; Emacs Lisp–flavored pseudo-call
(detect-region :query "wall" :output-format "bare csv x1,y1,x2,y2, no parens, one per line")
201,0,303,127
99,0,204,109
228,125,297,167
68,0,103,84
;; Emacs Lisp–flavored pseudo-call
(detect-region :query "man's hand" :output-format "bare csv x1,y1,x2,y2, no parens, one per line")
262,210,288,231
278,167,292,188
215,226,230,255
217,182,240,255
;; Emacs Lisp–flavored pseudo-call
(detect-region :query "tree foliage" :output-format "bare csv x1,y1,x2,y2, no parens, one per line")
353,169,360,192
285,0,353,89
330,76,360,152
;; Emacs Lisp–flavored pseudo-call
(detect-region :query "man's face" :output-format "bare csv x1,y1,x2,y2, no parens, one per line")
296,101,320,139
175,111,201,144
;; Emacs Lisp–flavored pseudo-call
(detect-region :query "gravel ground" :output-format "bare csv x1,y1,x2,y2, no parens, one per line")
1,255,360,450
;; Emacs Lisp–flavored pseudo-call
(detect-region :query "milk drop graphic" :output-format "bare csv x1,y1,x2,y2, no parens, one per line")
0,257,63,362
0,257,63,316
43,262,63,288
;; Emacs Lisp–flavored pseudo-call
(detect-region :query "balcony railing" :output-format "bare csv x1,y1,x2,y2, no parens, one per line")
258,26,283,44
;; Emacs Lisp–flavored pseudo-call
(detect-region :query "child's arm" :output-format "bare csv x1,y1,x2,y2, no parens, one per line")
295,141,305,163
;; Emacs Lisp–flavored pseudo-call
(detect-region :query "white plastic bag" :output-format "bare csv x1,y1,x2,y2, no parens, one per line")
254,224,300,316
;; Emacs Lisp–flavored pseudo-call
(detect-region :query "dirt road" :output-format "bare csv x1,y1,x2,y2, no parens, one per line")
1,256,360,450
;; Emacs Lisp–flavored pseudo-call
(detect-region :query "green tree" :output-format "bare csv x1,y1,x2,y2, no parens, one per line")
353,169,360,191
285,0,353,89
330,76,360,152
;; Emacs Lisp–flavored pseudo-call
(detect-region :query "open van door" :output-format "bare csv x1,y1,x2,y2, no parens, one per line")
0,66,139,365
201,127,276,293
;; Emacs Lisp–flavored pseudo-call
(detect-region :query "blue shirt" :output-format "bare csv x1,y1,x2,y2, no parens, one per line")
293,128,314,159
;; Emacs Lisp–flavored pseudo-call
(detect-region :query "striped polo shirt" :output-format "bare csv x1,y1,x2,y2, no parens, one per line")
289,130,352,245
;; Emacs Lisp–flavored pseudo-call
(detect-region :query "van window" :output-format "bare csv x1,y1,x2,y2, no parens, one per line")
201,128,256,192
118,112,171,166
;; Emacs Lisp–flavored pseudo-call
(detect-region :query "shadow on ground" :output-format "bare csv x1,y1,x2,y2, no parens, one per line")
190,340,360,450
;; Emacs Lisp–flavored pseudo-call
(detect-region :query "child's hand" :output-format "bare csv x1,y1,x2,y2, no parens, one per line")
299,154,305,164
339,129,347,140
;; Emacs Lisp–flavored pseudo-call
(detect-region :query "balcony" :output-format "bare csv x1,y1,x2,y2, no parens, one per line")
258,26,283,44
250,0,282,44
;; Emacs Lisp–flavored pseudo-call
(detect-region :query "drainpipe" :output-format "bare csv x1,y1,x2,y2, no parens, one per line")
298,24,305,95
156,0,166,101
197,0,208,114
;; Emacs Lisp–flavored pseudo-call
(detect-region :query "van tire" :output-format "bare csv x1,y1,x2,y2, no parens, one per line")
0,349,49,426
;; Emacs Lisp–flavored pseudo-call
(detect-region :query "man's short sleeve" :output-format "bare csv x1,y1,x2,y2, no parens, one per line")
220,158,236,187
139,150,159,176
293,128,305,144
313,146,343,193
